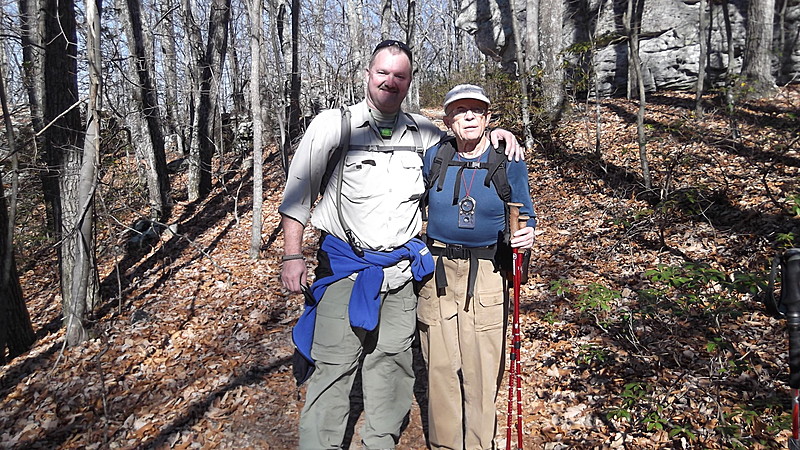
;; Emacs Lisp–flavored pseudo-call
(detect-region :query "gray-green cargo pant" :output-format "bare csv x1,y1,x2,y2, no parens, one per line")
298,276,417,449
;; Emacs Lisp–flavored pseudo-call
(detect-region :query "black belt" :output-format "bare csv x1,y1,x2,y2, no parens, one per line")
427,239,496,302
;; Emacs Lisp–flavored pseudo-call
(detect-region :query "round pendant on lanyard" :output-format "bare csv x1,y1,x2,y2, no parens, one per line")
457,153,479,229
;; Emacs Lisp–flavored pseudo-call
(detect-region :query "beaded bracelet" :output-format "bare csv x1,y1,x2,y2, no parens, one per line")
281,253,306,262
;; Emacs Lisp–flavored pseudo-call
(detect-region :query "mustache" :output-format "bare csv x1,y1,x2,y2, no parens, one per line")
377,82,399,93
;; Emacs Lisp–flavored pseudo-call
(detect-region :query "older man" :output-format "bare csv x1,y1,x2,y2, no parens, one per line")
280,43,522,449
418,84,536,450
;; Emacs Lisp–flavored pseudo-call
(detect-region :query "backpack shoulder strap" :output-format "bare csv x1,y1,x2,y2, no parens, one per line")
403,112,424,159
319,106,351,195
427,137,511,204
427,137,457,192
484,142,511,202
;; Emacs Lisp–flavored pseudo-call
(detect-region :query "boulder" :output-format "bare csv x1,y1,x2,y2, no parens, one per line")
457,0,799,95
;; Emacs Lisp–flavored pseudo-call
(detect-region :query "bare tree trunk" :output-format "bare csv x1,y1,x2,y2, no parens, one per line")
183,0,206,200
405,0,420,113
449,0,466,73
19,0,44,126
777,0,795,83
0,180,34,364
159,0,181,138
18,0,47,240
380,0,391,39
65,0,102,346
741,0,777,98
182,0,204,156
720,0,735,113
41,0,77,241
249,0,264,259
42,0,87,332
123,0,172,221
270,0,290,175
0,62,35,364
694,0,708,117
347,0,366,97
288,0,302,137
18,0,45,187
626,0,651,190
187,0,232,201
228,21,245,116
310,0,326,87
526,0,539,72
539,0,565,124
510,0,533,149
593,35,602,157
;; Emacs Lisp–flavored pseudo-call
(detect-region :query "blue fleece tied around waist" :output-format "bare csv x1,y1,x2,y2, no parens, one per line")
292,234,434,368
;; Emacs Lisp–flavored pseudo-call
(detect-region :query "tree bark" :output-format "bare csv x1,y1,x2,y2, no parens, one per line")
288,0,302,138
19,0,44,125
346,0,366,101
380,0,392,39
123,0,172,221
181,0,204,161
740,0,777,98
694,0,708,117
539,0,565,124
525,0,539,73
0,62,35,365
186,0,232,201
449,0,466,73
249,0,264,259
159,0,181,138
270,0,290,175
777,0,794,83
720,0,735,113
510,0,533,148
228,19,245,116
405,0,420,113
626,0,651,190
18,0,48,242
65,0,102,345
42,0,88,331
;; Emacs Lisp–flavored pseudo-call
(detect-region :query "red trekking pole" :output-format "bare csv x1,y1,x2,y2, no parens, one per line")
506,203,528,450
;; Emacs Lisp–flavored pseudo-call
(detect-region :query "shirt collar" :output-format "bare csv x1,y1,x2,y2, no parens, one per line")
353,101,417,139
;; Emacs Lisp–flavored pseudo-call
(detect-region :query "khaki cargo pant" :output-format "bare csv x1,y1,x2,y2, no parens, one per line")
299,277,417,449
418,256,507,450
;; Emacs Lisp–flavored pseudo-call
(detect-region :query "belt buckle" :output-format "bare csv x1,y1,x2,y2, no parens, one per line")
448,244,465,259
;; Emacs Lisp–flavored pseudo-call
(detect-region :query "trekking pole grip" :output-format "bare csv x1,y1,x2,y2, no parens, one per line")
508,202,528,235
508,203,521,234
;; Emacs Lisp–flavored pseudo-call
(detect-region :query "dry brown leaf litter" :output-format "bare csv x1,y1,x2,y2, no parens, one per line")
2,86,799,449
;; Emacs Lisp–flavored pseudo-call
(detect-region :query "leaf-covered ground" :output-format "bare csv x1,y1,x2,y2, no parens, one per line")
2,86,799,449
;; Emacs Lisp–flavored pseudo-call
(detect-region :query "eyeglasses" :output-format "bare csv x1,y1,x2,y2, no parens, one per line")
449,106,487,119
372,40,413,64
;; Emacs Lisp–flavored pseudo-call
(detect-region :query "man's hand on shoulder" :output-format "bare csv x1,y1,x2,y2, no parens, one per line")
488,128,524,161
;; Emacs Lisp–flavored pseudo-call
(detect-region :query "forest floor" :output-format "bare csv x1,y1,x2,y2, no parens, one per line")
2,86,800,449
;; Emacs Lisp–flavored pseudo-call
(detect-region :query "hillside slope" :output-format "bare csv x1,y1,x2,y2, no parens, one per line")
2,87,799,449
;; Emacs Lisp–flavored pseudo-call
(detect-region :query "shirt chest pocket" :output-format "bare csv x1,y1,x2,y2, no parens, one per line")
341,152,382,201
340,151,423,201
390,151,424,201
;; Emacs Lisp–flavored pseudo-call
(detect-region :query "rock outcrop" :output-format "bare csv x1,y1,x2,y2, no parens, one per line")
457,0,799,95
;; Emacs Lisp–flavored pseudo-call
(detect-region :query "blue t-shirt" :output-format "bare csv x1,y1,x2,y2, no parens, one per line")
423,141,535,247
